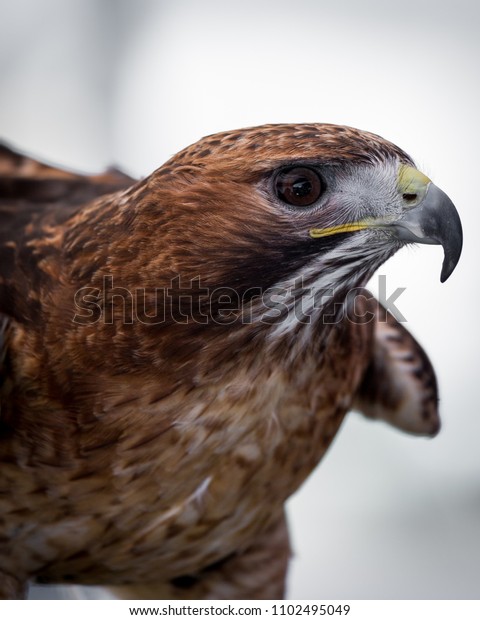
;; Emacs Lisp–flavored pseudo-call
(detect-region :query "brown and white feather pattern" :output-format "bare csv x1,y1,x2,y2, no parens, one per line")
0,124,449,599
354,299,439,436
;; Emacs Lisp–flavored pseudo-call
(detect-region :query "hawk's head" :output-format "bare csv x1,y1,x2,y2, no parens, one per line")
115,124,461,296
65,123,462,360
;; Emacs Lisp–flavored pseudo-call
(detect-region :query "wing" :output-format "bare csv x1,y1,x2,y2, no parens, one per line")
0,141,135,320
353,291,440,436
0,141,134,189
0,142,136,427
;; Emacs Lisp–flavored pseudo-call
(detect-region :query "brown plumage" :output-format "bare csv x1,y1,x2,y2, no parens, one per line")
0,124,462,599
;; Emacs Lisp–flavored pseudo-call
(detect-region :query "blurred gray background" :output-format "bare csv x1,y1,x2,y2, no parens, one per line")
1,0,479,600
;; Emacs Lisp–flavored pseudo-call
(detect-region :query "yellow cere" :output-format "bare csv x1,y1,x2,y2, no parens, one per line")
396,164,431,208
397,164,431,195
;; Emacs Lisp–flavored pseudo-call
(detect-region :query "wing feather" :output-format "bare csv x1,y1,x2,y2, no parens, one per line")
353,294,440,436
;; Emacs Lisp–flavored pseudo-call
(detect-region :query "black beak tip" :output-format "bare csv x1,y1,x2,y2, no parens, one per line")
439,219,463,283
440,267,450,283
427,184,463,283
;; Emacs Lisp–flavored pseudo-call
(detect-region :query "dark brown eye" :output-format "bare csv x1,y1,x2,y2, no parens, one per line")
275,167,323,207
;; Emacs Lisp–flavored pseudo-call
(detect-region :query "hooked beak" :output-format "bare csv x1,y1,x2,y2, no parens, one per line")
389,180,463,282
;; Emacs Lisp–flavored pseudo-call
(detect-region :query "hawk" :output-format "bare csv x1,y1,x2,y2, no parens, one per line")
0,124,462,599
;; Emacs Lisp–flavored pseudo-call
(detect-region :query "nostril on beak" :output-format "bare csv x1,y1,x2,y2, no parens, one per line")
403,193,418,202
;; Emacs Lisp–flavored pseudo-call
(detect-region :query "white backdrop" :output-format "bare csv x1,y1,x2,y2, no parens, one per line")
1,0,479,599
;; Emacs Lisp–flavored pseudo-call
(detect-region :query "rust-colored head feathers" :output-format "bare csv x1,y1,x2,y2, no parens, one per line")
170,123,413,171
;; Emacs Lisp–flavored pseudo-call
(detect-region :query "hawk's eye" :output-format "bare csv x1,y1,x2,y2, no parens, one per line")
275,167,323,207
